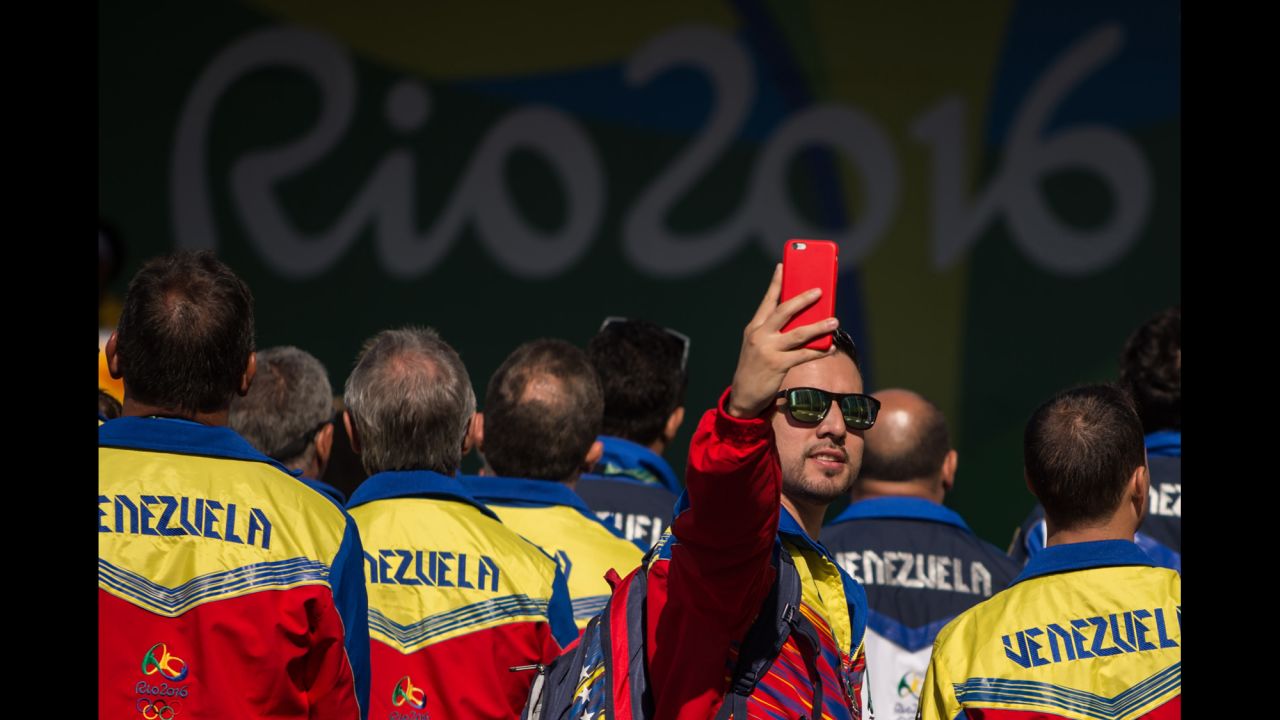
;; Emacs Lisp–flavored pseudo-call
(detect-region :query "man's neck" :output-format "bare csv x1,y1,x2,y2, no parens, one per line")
850,478,942,505
1045,518,1139,547
122,399,229,426
780,494,827,540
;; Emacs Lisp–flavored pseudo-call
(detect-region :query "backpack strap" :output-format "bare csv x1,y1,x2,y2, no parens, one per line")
714,544,827,719
602,561,653,719
520,613,594,720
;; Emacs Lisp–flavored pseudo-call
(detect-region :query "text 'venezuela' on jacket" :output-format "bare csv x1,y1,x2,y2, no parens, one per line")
462,474,646,629
820,497,1020,720
98,416,371,719
346,471,578,720
579,435,680,550
642,388,869,720
918,540,1181,720
1010,431,1182,572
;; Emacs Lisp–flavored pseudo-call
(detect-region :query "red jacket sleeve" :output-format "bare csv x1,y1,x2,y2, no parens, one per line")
648,387,782,720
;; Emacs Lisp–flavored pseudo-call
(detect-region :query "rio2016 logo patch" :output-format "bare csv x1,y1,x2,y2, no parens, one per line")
392,676,427,709
136,642,191,716
897,671,924,698
142,643,189,682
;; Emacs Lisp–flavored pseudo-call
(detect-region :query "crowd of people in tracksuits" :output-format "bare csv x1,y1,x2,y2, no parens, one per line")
99,250,1180,719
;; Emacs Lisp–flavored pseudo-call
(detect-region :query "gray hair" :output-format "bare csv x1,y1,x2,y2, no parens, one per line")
343,326,476,475
229,346,334,471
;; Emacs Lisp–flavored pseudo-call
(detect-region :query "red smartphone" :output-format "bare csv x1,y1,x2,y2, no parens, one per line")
780,239,839,351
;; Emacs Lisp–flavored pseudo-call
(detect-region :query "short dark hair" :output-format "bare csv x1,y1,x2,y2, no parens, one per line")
1119,306,1180,433
861,395,950,482
833,327,862,369
344,327,475,476
114,250,255,414
229,346,333,469
1024,384,1147,530
484,339,604,481
587,319,686,446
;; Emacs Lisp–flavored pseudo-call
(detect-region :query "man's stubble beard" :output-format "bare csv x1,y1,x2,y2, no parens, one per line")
780,453,860,507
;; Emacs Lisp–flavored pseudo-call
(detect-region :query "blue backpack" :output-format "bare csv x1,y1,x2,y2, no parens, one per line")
521,540,829,720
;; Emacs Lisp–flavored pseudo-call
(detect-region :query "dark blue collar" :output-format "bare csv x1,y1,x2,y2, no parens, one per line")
669,489,867,650
1012,539,1156,585
826,496,972,532
459,475,600,522
593,436,681,493
299,477,347,506
347,470,499,520
1145,430,1181,457
778,506,840,562
99,415,298,476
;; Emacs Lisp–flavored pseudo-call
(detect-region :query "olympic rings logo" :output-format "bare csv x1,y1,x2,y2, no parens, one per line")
141,643,189,682
136,698,180,719
392,676,426,709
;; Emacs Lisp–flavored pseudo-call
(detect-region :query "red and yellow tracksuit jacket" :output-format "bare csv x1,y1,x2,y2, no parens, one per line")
919,540,1181,720
99,416,370,719
645,389,870,720
462,475,645,629
346,471,578,719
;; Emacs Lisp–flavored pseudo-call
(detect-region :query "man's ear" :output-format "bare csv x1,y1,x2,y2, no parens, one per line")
940,449,958,494
663,406,686,444
106,331,123,380
469,412,485,453
1130,459,1151,522
238,352,257,397
583,439,604,472
314,421,335,469
343,410,361,455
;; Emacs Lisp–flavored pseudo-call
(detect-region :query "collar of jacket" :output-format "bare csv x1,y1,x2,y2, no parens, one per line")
347,470,499,520
1145,430,1181,457
779,505,870,654
299,477,347,506
99,415,299,477
666,488,870,651
1012,539,1156,586
826,496,972,532
592,435,682,493
459,474,600,523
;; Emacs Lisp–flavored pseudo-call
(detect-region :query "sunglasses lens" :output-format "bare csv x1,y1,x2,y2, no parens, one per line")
786,388,830,423
840,395,879,429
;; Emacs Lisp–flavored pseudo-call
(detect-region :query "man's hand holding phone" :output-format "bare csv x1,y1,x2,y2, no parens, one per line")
727,264,838,420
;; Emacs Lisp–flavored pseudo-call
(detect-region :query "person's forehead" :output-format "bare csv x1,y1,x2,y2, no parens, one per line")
780,353,862,393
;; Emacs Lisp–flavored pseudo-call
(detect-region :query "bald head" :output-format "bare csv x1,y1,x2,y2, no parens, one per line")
855,389,956,502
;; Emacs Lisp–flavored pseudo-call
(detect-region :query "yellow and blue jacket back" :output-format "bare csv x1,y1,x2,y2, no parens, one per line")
463,475,645,628
98,416,370,719
346,470,577,719
919,540,1181,720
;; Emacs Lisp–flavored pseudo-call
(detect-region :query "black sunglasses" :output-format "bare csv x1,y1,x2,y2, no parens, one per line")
599,316,691,373
775,388,880,430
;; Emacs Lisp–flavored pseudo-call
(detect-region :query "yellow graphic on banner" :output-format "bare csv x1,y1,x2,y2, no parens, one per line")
246,0,737,77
